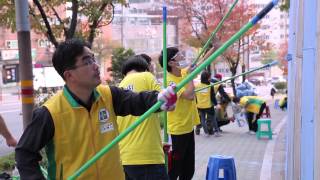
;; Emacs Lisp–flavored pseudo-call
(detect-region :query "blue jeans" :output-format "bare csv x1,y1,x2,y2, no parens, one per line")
123,164,169,180
197,107,217,134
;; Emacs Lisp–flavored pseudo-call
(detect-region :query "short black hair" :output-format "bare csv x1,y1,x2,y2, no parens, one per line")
139,54,152,65
121,55,149,76
233,97,240,103
52,38,90,79
158,47,179,72
200,71,211,84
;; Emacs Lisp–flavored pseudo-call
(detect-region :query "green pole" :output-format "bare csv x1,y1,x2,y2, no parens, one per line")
68,1,278,179
195,61,278,92
191,0,239,66
162,1,169,169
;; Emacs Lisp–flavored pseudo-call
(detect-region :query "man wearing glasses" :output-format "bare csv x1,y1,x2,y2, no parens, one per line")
15,39,177,180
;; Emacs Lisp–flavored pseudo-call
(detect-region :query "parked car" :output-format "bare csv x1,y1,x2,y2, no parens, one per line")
248,78,261,86
270,76,286,84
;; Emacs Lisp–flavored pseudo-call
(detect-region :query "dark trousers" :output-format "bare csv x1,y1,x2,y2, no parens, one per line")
123,164,169,180
218,120,230,127
196,107,216,134
196,107,218,134
246,103,266,132
169,131,195,180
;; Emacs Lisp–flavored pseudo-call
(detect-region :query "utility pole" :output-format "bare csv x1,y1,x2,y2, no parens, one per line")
15,0,34,128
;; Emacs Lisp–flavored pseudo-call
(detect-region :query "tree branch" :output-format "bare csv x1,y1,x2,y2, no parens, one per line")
46,1,68,38
181,1,202,41
87,2,114,46
33,0,58,47
67,0,79,39
97,3,115,27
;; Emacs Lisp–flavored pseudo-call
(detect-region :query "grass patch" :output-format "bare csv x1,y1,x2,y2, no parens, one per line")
0,153,15,172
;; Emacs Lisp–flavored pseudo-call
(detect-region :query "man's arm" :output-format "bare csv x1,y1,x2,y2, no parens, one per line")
0,115,17,147
180,81,195,100
15,107,54,180
180,65,196,100
110,86,159,116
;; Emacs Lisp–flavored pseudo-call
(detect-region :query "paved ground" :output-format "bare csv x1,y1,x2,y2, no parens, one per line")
193,97,287,180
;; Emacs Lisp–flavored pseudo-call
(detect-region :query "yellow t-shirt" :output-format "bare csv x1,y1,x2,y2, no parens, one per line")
117,72,164,165
167,73,199,135
240,96,265,114
195,83,212,109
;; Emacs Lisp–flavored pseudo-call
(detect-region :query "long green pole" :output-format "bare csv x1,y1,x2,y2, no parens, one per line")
191,0,239,66
162,1,169,169
68,1,278,179
195,61,278,92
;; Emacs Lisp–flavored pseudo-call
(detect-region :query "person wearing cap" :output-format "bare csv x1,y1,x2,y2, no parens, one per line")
159,47,199,180
210,73,231,132
232,96,266,134
117,55,169,179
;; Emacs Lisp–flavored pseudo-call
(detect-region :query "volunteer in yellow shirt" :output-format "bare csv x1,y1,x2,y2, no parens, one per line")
159,47,199,180
117,55,169,180
195,71,221,137
233,96,266,133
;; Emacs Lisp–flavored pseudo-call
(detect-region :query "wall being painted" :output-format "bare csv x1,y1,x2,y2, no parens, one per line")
287,0,320,179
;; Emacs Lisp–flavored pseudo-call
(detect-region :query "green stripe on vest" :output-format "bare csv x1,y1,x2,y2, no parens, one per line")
248,98,264,106
45,140,56,180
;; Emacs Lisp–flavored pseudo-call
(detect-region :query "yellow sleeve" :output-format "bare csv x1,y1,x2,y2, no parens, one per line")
145,72,161,92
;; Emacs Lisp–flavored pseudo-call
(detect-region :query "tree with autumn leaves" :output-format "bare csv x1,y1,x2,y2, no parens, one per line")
172,0,270,95
0,0,127,47
277,41,288,76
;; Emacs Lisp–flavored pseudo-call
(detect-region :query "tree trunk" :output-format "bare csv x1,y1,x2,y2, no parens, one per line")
231,66,237,97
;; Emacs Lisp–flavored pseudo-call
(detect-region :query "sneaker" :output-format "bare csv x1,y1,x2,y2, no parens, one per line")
214,132,222,137
204,133,210,137
248,131,256,135
208,130,214,135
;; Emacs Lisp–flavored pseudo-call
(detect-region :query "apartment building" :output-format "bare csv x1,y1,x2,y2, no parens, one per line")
214,0,289,80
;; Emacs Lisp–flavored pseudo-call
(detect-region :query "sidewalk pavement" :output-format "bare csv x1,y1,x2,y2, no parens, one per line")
193,98,287,180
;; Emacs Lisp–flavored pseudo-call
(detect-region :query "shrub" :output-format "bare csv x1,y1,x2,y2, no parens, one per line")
274,82,287,90
0,153,15,172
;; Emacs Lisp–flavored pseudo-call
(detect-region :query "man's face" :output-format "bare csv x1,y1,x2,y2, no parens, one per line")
65,47,101,89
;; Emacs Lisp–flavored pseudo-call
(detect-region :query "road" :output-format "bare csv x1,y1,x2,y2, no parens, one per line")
0,92,23,156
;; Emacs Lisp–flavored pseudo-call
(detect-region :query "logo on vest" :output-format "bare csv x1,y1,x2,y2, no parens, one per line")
98,108,109,123
100,122,114,134
125,84,134,91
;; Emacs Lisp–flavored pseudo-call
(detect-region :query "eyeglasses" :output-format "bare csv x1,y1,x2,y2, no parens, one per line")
69,55,98,70
171,52,184,60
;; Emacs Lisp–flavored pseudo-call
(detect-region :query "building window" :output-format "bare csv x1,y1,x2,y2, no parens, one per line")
5,40,18,49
